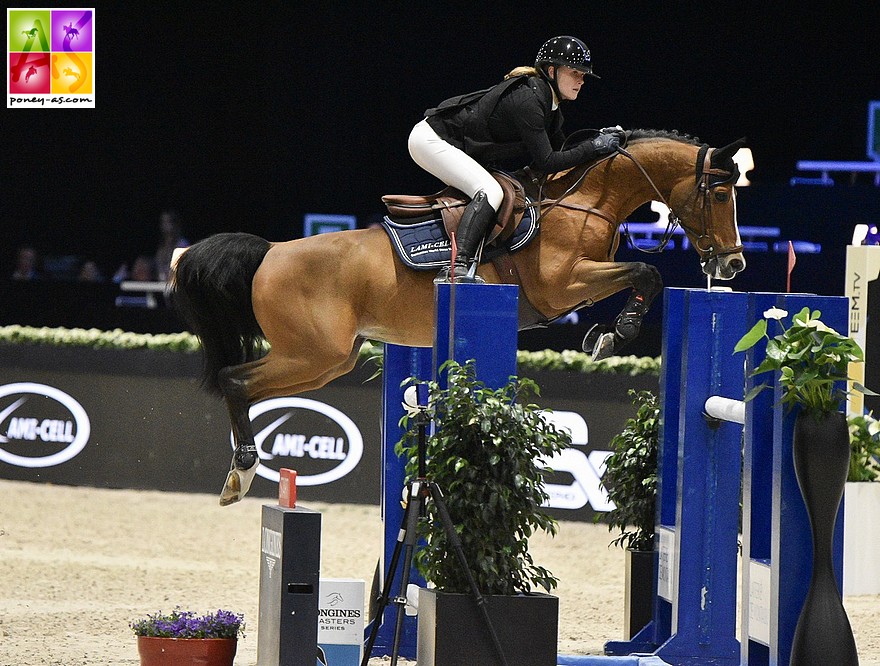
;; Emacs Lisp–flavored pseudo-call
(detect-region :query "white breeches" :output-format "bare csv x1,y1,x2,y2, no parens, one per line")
408,119,504,211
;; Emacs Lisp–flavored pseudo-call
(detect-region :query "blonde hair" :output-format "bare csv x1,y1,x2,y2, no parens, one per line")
504,65,541,80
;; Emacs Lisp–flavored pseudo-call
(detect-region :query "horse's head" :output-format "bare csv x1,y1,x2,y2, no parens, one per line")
672,138,747,280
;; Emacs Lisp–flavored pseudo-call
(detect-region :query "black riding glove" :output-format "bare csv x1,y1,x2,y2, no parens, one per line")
585,132,621,159
600,125,627,143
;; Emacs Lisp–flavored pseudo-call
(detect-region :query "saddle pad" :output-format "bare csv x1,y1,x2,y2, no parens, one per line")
381,204,537,270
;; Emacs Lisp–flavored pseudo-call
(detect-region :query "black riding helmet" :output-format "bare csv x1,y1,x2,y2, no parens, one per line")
535,35,600,80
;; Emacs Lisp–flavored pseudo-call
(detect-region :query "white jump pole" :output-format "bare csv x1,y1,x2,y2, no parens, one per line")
704,396,745,425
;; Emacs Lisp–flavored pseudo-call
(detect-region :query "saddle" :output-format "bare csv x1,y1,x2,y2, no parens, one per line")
381,171,530,249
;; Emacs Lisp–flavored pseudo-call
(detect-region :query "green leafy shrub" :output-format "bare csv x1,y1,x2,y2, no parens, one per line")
396,360,570,595
597,389,659,551
848,412,880,482
734,306,874,416
0,326,661,377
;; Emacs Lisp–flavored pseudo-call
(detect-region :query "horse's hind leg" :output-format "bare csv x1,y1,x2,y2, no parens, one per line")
582,263,662,361
216,338,366,506
216,361,263,506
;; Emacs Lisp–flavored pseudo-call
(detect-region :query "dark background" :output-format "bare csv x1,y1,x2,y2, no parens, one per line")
4,2,880,354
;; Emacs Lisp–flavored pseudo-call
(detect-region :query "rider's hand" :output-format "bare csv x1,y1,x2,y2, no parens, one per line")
589,132,621,157
600,125,627,143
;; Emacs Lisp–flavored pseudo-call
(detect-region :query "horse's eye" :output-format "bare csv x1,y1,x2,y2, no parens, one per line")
714,191,729,203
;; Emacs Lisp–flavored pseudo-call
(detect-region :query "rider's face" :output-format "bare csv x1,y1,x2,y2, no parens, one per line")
552,65,585,101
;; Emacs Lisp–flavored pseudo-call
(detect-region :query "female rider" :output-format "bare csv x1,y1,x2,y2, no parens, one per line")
408,35,624,282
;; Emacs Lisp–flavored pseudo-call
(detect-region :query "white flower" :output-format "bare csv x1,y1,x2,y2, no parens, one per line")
763,307,788,320
802,318,836,334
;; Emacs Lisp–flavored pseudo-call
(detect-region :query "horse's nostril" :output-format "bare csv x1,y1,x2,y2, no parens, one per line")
729,258,745,273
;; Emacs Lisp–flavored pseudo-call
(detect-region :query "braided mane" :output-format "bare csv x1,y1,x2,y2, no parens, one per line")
627,128,702,145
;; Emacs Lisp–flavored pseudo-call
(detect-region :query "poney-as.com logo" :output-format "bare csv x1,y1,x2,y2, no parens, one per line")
7,8,95,109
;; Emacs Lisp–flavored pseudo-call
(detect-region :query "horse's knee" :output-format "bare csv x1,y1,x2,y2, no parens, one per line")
632,263,662,298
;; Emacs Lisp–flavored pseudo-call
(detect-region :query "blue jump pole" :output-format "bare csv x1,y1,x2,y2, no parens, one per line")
432,282,519,389
606,288,746,665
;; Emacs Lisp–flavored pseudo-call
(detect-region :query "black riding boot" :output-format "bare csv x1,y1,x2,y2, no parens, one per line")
435,191,496,283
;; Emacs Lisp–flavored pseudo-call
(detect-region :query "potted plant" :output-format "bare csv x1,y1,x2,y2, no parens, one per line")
596,388,658,639
847,411,880,482
844,411,880,595
735,305,875,666
397,359,570,666
130,607,245,666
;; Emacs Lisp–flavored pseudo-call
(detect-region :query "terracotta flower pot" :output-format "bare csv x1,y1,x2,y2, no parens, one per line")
137,636,237,666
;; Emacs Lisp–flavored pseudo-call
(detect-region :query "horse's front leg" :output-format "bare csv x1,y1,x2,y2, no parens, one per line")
217,363,261,506
580,262,662,361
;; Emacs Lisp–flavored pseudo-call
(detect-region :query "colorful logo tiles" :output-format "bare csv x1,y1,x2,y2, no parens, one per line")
7,8,95,109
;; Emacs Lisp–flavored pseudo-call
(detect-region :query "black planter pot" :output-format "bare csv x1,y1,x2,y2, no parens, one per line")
790,410,859,666
625,548,655,639
417,588,558,666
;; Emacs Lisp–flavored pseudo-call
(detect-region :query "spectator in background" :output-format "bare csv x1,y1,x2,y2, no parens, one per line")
131,255,157,281
113,254,156,283
154,209,190,282
113,254,159,309
77,260,105,283
12,246,40,280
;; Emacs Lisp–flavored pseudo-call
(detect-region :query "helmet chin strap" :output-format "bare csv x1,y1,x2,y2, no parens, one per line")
541,65,562,102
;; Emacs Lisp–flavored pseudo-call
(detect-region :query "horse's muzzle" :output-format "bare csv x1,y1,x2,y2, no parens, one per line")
702,252,746,280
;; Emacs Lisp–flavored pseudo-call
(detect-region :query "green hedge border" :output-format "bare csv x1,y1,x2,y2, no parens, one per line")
0,325,661,377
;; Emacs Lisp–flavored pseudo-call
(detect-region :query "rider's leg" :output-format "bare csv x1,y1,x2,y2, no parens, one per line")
448,190,496,281
408,119,502,281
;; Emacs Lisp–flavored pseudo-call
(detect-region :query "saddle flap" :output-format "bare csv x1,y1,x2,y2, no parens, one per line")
489,172,524,245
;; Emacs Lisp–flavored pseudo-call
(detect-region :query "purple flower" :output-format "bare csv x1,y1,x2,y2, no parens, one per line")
130,607,245,639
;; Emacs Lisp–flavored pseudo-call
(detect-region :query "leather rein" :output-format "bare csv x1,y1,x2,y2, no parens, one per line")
533,141,744,261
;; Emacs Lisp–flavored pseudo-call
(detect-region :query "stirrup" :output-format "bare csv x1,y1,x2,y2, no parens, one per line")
433,261,485,284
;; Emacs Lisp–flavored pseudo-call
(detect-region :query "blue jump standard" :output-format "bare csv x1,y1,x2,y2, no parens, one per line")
371,285,852,665
369,282,520,660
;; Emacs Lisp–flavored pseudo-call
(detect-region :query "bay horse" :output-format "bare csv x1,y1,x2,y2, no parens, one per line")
171,129,747,505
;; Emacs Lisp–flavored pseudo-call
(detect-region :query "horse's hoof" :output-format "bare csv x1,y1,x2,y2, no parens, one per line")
591,332,616,362
582,324,607,355
219,464,259,506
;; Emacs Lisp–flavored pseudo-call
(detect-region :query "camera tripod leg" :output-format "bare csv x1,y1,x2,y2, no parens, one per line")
361,481,426,666
361,482,416,666
428,482,510,666
389,481,425,665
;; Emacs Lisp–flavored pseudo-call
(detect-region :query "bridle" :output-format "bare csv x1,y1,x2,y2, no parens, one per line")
618,143,743,261
536,137,744,262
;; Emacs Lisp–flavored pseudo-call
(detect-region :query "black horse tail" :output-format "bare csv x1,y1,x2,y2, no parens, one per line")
170,232,271,396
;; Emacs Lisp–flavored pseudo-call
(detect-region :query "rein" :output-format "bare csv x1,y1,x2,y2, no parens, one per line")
533,154,617,226
616,146,681,254
530,135,743,261
546,141,743,260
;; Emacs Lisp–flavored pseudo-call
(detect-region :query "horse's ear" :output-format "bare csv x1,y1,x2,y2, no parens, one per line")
712,137,748,165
